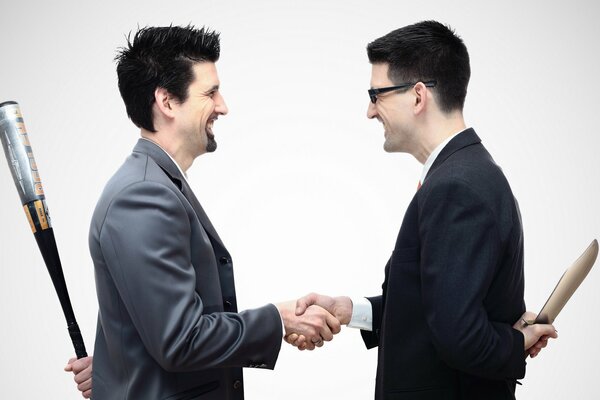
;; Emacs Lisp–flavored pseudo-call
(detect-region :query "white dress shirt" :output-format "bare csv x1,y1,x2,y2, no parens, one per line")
347,128,468,330
141,137,190,183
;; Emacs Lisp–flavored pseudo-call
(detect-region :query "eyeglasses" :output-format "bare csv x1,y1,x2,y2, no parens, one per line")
368,80,437,104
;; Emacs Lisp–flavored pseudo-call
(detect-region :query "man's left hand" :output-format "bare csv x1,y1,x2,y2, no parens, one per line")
513,311,558,358
65,356,93,398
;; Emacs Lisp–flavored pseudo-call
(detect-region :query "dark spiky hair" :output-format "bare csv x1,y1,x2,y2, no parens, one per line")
367,20,470,113
115,25,220,131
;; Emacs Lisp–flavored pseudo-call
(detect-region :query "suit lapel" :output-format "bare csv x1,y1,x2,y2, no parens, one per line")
132,139,225,248
425,128,482,181
180,180,224,247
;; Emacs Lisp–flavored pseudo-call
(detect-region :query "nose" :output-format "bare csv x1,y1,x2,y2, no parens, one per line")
367,101,378,119
215,92,229,115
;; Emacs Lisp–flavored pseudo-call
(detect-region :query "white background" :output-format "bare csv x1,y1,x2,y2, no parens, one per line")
1,0,599,398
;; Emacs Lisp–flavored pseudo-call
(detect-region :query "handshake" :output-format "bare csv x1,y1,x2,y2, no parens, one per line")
276,293,352,351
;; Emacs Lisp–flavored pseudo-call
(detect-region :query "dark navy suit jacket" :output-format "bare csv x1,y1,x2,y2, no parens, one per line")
362,129,526,400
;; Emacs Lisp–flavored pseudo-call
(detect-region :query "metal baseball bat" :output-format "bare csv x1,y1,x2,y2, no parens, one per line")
0,101,87,359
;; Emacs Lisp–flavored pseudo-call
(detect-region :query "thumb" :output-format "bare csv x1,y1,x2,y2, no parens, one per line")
64,357,76,372
296,293,318,316
536,324,558,339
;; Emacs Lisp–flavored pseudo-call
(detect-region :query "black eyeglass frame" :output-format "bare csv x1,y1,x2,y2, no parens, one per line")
368,80,437,104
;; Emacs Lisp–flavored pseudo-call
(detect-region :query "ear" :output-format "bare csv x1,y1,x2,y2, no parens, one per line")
412,82,429,115
154,87,176,119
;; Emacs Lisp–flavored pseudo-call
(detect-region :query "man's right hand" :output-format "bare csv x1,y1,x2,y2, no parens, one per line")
295,292,353,325
277,300,341,350
283,293,353,350
65,356,93,399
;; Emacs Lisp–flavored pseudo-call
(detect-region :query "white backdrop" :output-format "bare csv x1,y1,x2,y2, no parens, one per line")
1,0,599,398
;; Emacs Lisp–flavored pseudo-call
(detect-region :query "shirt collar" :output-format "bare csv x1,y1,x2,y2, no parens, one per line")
140,137,189,183
419,128,468,184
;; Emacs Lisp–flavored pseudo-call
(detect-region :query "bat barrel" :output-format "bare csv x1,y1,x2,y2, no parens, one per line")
0,101,47,206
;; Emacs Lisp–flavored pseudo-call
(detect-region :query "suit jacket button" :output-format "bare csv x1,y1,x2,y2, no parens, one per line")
233,380,242,389
219,257,230,265
224,300,232,309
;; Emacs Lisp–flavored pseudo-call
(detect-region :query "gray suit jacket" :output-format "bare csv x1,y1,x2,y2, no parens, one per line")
89,139,282,400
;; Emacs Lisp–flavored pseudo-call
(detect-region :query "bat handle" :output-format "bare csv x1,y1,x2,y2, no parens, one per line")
68,322,88,359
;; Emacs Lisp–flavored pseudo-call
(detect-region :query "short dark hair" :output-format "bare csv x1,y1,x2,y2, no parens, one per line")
367,20,470,113
115,25,220,132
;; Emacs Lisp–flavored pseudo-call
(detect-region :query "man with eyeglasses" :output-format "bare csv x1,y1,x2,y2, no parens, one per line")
292,20,557,399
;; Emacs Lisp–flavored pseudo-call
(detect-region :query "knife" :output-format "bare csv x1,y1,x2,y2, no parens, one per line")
523,239,598,326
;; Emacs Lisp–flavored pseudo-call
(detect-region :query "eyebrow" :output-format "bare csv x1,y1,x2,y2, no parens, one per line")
205,85,219,93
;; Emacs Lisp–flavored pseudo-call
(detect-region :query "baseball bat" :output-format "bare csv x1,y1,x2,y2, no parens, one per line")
0,101,87,359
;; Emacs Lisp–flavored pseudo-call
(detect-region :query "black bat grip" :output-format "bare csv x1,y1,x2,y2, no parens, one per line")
33,228,88,359
68,322,88,359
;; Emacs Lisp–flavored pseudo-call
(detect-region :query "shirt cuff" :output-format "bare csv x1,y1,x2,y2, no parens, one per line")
274,306,286,339
347,297,372,331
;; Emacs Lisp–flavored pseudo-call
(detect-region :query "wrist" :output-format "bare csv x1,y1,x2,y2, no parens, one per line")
276,302,291,332
333,296,353,325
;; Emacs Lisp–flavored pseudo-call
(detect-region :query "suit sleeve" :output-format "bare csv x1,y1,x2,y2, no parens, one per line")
98,181,282,372
360,295,382,348
418,179,525,380
360,258,390,349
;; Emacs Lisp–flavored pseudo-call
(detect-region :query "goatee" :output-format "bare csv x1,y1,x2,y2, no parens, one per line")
206,135,217,153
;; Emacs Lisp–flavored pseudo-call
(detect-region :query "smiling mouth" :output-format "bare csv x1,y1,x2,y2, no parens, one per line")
206,115,218,137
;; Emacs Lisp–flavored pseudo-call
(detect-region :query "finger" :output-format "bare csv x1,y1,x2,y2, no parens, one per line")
527,347,536,355
296,293,318,316
536,341,545,349
78,378,92,392
315,339,324,348
294,335,306,347
325,311,341,335
318,323,334,342
82,389,92,399
72,357,93,374
531,348,539,358
64,357,77,371
285,333,299,344
74,368,92,384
